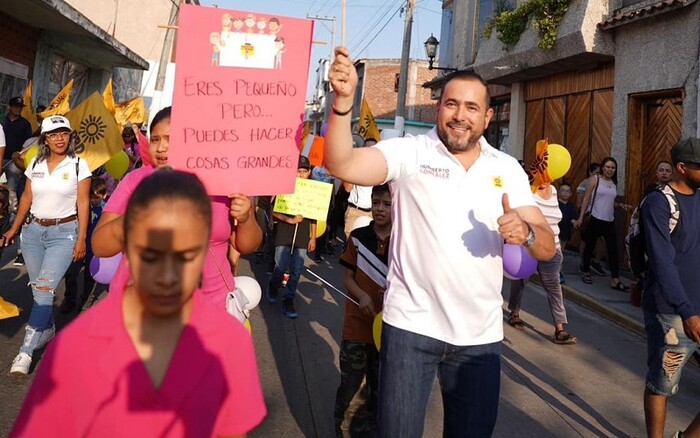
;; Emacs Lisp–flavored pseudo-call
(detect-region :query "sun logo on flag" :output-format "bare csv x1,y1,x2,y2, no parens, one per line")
80,115,106,144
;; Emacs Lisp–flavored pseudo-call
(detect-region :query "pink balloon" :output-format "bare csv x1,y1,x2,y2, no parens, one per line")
89,253,123,284
503,244,538,279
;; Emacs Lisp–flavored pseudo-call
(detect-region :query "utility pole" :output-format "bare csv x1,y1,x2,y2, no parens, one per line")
395,0,415,131
341,0,346,47
149,0,179,123
307,15,336,59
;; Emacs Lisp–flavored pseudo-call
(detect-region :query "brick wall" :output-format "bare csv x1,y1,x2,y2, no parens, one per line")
0,12,39,75
361,59,436,123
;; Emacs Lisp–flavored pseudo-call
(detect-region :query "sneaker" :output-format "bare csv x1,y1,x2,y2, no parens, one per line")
590,261,607,276
10,353,32,375
313,253,323,263
13,253,25,266
282,299,298,319
266,287,278,304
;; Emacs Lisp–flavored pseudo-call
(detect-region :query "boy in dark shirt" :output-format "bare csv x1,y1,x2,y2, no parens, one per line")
266,155,317,319
642,138,700,438
334,184,392,437
60,177,108,313
557,182,576,283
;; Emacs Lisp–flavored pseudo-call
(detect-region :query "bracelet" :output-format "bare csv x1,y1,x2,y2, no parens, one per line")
332,105,353,116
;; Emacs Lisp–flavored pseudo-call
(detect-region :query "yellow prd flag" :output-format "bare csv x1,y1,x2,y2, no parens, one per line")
66,92,123,171
102,78,116,116
21,80,39,133
39,79,73,118
357,98,380,142
0,297,20,320
114,97,146,131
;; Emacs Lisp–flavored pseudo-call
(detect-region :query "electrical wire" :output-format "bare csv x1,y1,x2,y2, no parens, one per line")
347,0,399,48
354,3,403,57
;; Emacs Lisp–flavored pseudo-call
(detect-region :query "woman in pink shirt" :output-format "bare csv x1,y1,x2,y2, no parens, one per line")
11,170,266,437
92,107,262,307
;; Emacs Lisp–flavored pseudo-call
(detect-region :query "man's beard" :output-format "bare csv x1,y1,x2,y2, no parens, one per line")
437,124,481,153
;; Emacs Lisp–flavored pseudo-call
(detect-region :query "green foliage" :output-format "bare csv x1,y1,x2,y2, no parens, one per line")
482,0,570,50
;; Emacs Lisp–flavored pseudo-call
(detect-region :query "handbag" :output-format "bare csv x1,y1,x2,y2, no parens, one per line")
580,176,599,236
210,247,249,324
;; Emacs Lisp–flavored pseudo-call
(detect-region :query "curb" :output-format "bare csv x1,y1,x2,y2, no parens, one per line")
530,275,646,338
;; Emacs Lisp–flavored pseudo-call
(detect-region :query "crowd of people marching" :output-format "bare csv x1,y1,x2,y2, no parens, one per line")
1,44,700,438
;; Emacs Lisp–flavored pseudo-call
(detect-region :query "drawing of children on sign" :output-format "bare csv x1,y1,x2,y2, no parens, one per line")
274,37,285,69
210,32,221,66
268,18,282,36
216,13,283,69
256,17,267,34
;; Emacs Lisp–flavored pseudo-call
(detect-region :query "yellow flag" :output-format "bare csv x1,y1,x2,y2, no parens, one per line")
357,98,380,142
21,80,39,133
66,92,123,171
0,297,20,320
299,120,311,150
114,97,146,131
102,78,115,116
40,79,73,118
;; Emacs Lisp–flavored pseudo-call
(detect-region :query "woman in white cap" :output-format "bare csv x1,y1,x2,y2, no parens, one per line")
2,115,91,375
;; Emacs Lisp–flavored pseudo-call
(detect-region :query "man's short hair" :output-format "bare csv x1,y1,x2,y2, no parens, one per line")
372,183,390,198
439,71,491,107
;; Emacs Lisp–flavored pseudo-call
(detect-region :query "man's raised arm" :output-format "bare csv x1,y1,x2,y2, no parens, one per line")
325,47,389,186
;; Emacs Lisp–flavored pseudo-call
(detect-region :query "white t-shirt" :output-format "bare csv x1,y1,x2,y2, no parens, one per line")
534,186,562,249
26,156,91,219
0,124,6,148
348,184,372,209
375,128,535,346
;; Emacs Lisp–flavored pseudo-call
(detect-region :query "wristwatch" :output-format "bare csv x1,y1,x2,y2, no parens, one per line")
523,222,536,248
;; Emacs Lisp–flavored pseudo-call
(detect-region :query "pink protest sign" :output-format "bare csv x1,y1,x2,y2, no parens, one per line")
170,4,314,195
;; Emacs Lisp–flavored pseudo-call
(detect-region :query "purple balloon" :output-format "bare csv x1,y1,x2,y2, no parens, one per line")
89,253,123,284
503,244,538,279
320,122,328,137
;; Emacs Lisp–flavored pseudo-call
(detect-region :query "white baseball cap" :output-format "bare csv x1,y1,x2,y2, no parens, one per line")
41,115,72,134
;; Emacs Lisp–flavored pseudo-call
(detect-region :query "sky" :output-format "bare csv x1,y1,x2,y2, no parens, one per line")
199,0,444,99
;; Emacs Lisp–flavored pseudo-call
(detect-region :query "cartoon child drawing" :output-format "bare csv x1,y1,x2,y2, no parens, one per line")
233,17,244,33
256,18,267,34
210,32,221,66
222,13,232,34
274,37,286,69
244,14,256,33
268,18,282,35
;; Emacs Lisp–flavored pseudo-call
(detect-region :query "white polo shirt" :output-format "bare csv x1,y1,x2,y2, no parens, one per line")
375,128,535,346
26,156,91,219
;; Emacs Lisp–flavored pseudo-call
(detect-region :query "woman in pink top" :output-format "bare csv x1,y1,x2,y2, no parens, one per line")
92,107,262,306
11,170,266,437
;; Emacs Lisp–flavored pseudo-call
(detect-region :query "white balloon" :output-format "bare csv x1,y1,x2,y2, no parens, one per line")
351,215,373,231
234,276,262,310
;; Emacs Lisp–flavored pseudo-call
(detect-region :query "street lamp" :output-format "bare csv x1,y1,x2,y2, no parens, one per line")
424,34,458,72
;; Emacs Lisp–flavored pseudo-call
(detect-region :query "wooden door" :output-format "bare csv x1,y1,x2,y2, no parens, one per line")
627,93,683,209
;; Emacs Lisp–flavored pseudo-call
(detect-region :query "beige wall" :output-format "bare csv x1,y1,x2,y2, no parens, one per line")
65,0,173,61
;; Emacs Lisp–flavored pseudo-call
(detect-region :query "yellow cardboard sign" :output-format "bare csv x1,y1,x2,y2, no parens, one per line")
273,178,333,221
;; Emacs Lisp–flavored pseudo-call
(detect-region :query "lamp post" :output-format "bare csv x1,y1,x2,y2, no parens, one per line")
424,34,458,72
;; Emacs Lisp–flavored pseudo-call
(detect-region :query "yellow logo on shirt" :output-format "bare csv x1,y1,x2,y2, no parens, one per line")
62,172,69,180
493,176,503,188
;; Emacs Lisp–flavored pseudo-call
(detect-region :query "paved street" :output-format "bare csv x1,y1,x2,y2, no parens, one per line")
2,242,700,437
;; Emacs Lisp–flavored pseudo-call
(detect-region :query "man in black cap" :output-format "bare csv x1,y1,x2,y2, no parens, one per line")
642,138,700,438
1,97,33,209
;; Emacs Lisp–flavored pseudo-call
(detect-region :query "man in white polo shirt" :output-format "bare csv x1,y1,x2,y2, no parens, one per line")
325,47,556,437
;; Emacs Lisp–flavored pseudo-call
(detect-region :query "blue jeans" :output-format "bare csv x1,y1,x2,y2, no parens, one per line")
269,246,307,300
644,309,700,396
20,220,78,349
378,323,501,438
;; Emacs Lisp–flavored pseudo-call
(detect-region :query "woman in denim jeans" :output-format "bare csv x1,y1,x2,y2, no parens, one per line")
3,115,91,375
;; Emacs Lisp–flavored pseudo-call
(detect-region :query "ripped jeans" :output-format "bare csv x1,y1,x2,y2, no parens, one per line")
644,309,700,396
20,220,77,352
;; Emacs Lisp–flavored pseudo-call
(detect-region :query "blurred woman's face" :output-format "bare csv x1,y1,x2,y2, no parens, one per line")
602,161,616,179
149,118,170,167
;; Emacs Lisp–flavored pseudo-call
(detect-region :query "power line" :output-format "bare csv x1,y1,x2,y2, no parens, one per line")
350,0,401,50
354,3,403,57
